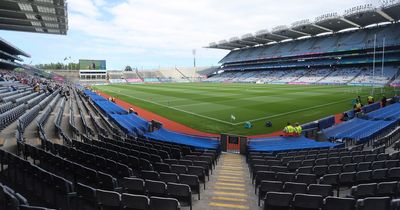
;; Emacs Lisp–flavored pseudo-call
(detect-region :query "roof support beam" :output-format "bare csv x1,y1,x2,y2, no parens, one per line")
239,40,259,46
270,33,291,40
311,24,333,33
341,17,361,28
376,9,395,22
288,29,310,37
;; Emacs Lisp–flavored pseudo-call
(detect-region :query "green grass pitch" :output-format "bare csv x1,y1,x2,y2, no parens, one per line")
93,83,396,135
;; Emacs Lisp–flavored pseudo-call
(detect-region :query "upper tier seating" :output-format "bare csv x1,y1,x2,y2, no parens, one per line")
220,23,400,64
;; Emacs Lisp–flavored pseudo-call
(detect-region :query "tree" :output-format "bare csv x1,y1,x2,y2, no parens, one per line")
125,66,133,71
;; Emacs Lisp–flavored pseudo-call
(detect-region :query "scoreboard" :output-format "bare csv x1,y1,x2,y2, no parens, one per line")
79,59,106,70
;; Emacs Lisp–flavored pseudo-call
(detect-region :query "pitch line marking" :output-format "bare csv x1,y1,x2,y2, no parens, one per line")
106,88,352,126
105,89,235,125
232,97,351,125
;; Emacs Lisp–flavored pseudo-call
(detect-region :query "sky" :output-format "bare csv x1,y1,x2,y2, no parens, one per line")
0,0,380,70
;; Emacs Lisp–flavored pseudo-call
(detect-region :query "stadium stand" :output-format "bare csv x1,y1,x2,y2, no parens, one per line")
0,69,221,209
206,9,400,86
1,1,400,210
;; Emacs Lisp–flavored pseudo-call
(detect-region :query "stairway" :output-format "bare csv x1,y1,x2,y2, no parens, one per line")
347,68,364,84
195,153,260,210
316,69,337,83
175,67,192,82
135,69,144,82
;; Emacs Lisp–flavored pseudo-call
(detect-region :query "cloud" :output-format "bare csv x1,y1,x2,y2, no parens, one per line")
5,0,384,69
68,0,100,18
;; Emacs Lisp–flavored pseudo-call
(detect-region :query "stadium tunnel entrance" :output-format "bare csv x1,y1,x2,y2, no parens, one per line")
220,134,248,154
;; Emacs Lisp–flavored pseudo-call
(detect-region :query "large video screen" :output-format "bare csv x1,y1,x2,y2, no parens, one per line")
79,59,106,70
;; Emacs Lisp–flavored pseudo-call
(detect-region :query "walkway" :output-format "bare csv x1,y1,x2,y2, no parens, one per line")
195,153,260,210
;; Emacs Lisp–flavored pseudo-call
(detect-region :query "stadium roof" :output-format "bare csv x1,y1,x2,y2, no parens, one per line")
0,0,68,35
207,1,400,51
0,37,30,57
0,35,31,70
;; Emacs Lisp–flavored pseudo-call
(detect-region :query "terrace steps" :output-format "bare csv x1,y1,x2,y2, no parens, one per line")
316,68,337,83
196,153,261,210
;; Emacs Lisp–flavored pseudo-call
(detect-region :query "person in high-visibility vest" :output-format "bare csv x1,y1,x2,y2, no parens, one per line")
283,122,295,136
367,95,374,104
354,100,363,113
294,123,302,136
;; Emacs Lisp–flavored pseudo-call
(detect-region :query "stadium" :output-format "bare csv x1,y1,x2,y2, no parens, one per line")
1,0,400,210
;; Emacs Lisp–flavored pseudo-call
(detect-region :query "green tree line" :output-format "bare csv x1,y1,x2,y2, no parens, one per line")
35,62,80,70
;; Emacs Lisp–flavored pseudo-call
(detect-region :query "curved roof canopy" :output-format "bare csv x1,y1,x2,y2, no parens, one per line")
0,0,68,35
207,2,400,50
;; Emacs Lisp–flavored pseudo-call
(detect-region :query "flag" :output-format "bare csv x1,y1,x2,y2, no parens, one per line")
230,114,236,121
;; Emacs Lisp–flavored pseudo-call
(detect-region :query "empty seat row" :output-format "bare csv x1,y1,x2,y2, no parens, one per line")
258,181,332,206
255,171,318,189
0,182,55,210
67,141,210,184
320,168,400,195
249,152,392,174
250,152,390,172
162,159,211,176
0,101,17,114
2,90,31,103
264,193,391,210
248,146,374,164
0,104,27,130
98,133,219,162
284,153,390,169
249,146,350,159
252,158,399,180
21,145,124,192
97,135,183,159
118,178,193,208
294,160,400,176
0,150,74,210
138,171,203,195
349,181,400,199
146,163,207,184
72,183,181,210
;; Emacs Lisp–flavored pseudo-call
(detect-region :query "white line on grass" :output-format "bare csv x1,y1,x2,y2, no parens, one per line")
106,89,235,125
232,98,351,125
106,87,354,127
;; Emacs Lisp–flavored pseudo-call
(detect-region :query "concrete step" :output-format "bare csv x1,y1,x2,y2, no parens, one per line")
196,153,260,210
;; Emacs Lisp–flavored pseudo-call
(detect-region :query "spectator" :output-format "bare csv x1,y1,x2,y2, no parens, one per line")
128,107,138,115
354,100,363,113
381,95,387,107
294,122,302,136
33,83,40,92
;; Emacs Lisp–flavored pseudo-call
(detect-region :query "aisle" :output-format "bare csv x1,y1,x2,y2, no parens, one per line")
196,153,260,210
